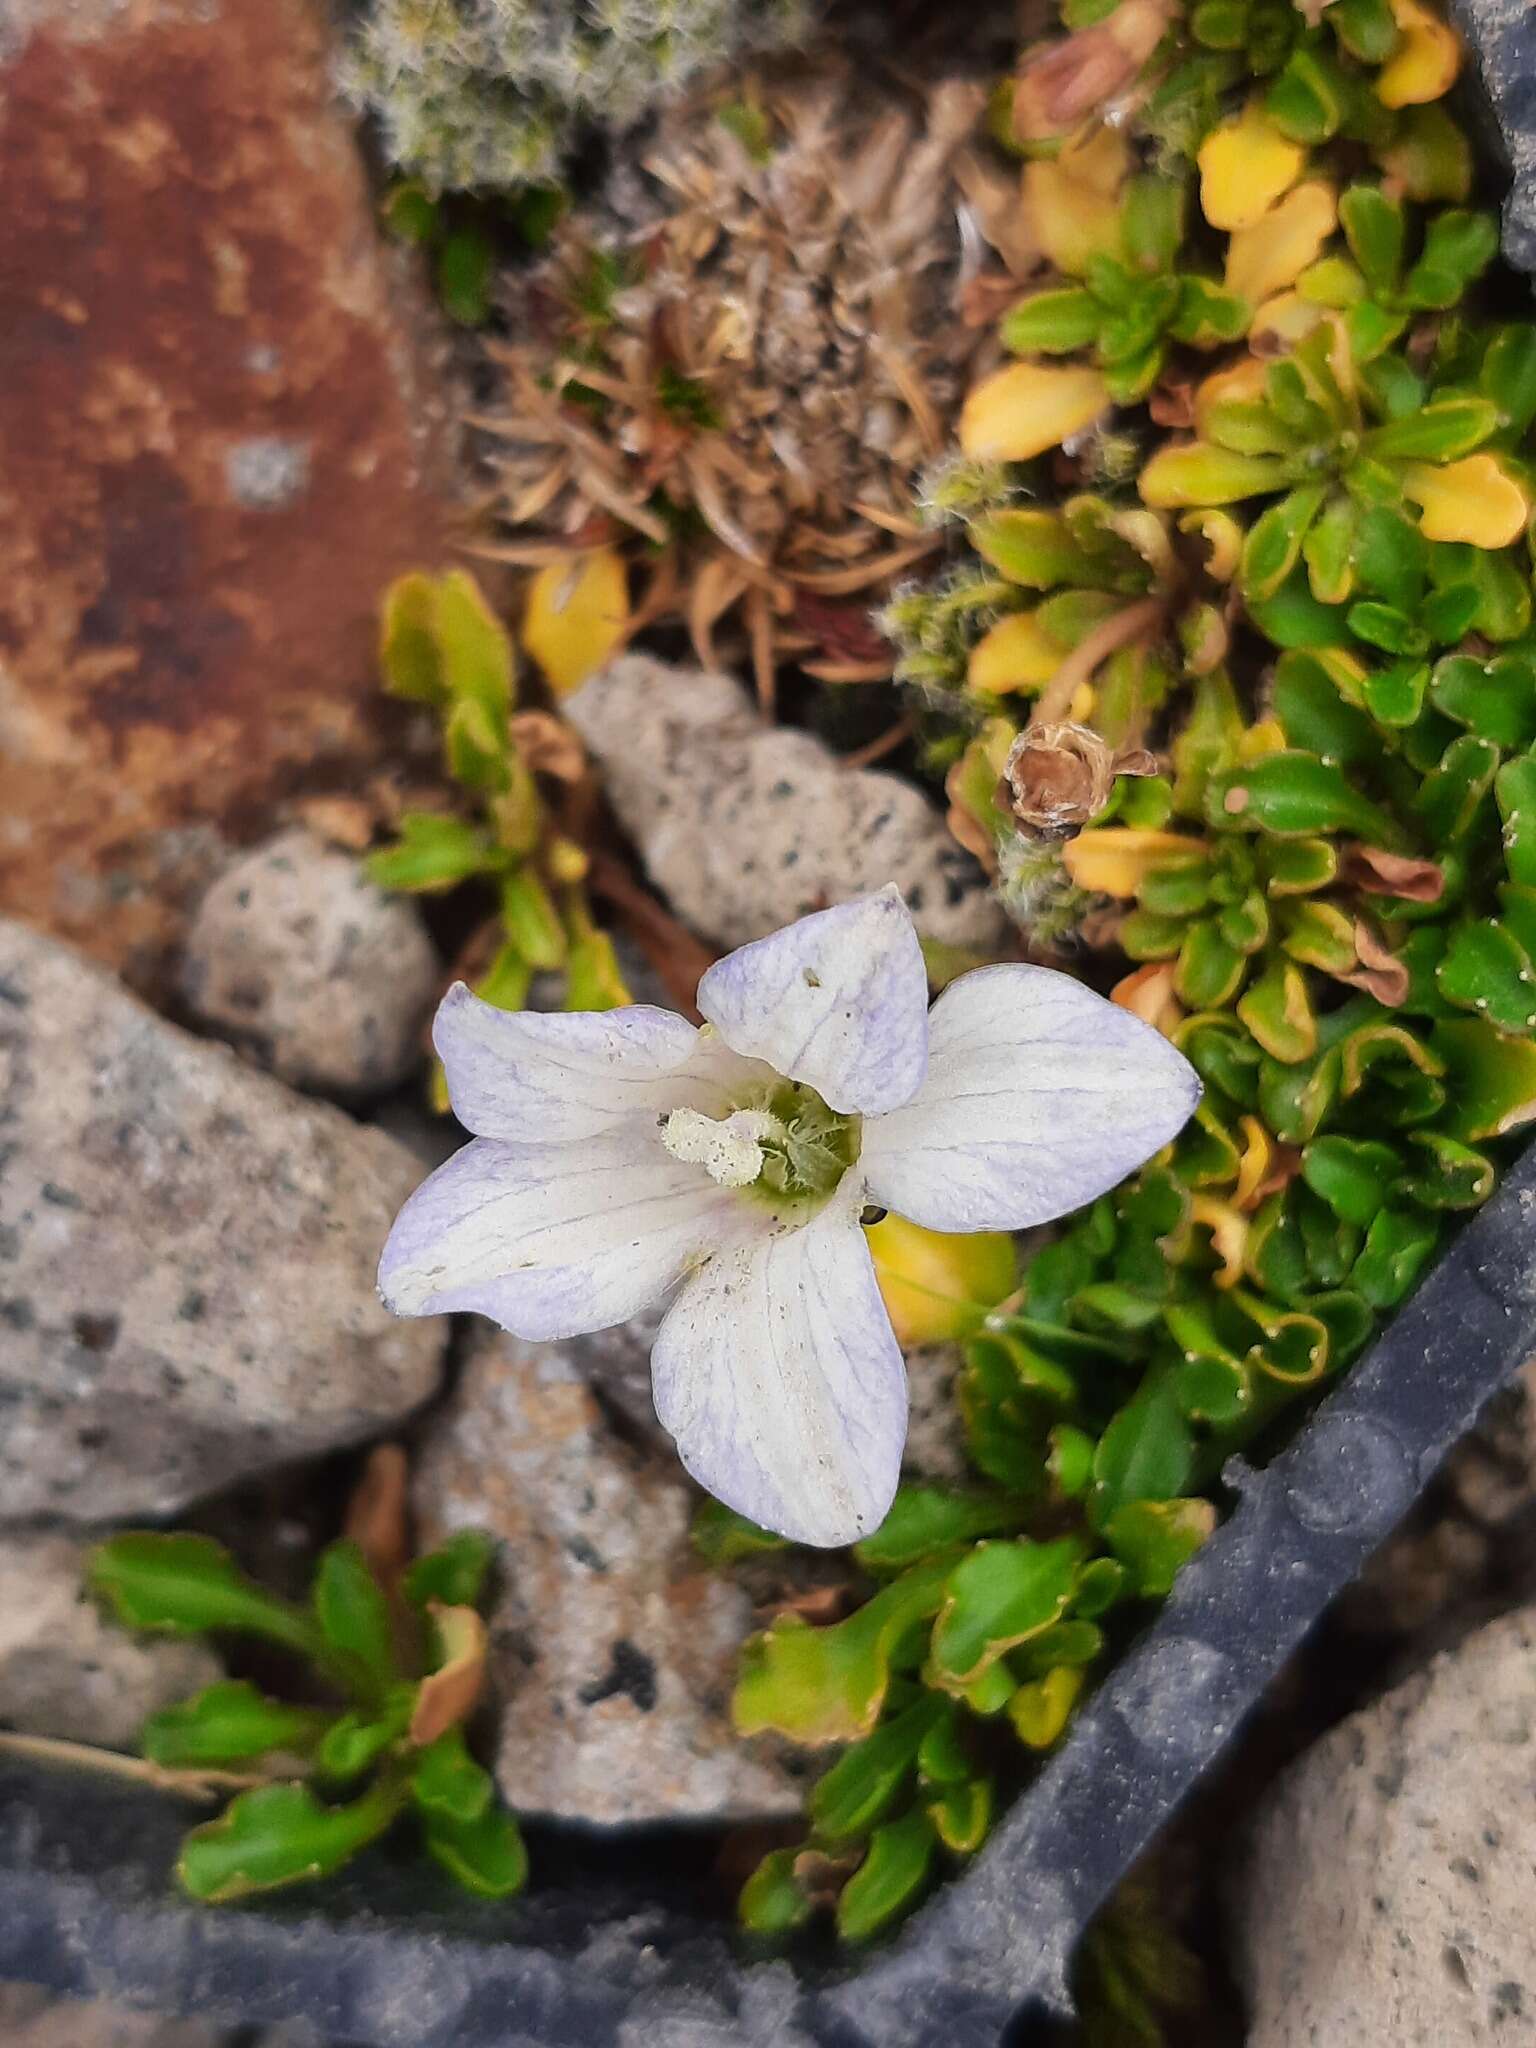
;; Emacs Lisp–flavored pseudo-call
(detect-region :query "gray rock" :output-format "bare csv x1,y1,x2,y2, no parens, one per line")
565,656,1008,952
902,1345,970,1485
0,1983,231,2048
180,828,438,1096
0,919,445,1523
413,1324,804,1826
1234,1603,1536,2047
1453,0,1536,274
0,1530,221,1749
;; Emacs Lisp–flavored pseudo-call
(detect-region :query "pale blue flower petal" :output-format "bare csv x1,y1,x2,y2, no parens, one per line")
650,1184,907,1548
377,1127,754,1339
860,963,1202,1232
695,886,929,1116
433,982,724,1142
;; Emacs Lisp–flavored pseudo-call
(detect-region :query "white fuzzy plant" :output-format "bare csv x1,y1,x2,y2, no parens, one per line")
344,0,815,191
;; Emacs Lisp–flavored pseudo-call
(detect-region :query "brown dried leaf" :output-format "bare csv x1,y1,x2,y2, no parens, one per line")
1002,723,1156,838
1344,845,1446,902
291,797,377,852
344,1443,411,1593
409,1604,488,1748
508,710,587,783
1336,921,1410,1007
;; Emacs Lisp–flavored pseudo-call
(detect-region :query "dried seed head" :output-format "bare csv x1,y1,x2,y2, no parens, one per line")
1001,722,1156,839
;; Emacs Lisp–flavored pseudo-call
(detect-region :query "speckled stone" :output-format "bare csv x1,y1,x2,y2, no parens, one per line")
0,1530,221,1749
1234,1603,1536,2047
180,828,438,1096
413,1324,805,1826
565,657,1008,952
0,1983,233,2048
0,919,445,1523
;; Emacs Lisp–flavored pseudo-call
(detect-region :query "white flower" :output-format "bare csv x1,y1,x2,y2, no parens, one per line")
379,887,1201,1548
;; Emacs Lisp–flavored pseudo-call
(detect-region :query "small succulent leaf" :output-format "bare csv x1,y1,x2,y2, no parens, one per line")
1090,1377,1195,1528
1241,485,1327,602
959,361,1111,462
926,1538,1083,1691
1431,1017,1536,1140
1169,278,1251,348
312,1541,395,1700
1301,1134,1402,1226
411,1727,494,1826
365,813,500,893
403,1529,498,1612
1272,651,1376,764
738,1849,813,1936
1338,182,1405,292
1363,398,1499,464
1213,751,1404,844
733,1556,955,1745
140,1683,330,1769
809,1696,944,1843
87,1534,319,1659
1399,1130,1496,1210
1174,920,1248,1009
1238,955,1317,1062
1008,1666,1087,1750
1420,580,1481,646
1496,757,1536,888
1345,601,1418,656
1247,569,1355,649
1379,103,1472,203
420,1801,528,1900
1329,0,1402,64
317,1698,411,1784
522,549,629,698
1401,209,1499,309
1413,732,1500,846
690,1500,791,1567
969,509,1098,589
927,1777,994,1856
1354,505,1427,610
1430,544,1530,641
1435,919,1536,1033
1361,657,1430,728
1121,174,1187,272
1429,653,1536,749
178,1779,405,1904
1265,42,1349,143
1481,325,1536,439
836,1809,939,1942
1301,492,1357,604
1350,1206,1441,1310
1140,441,1296,510
852,1487,1029,1574
999,288,1103,356
410,1605,488,1747
1104,1499,1217,1596
380,574,445,704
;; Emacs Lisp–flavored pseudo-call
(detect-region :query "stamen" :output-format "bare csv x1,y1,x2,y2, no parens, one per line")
661,1107,781,1188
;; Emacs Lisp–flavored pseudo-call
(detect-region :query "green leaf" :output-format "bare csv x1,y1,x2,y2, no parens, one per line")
88,1534,319,1659
1174,919,1247,1008
853,1487,1027,1574
436,226,495,326
1091,1378,1195,1528
1338,183,1405,294
1350,1206,1440,1309
969,509,1096,589
365,812,499,893
1497,757,1536,887
1430,653,1536,749
1362,658,1431,728
141,1683,329,1768
1431,543,1530,641
1272,651,1377,765
690,1499,791,1568
1414,733,1501,846
1169,277,1251,348
1328,0,1400,61
1364,398,1499,464
1242,485,1328,603
1122,174,1186,272
1302,493,1358,604
1481,325,1536,439
1301,1134,1401,1227
1214,751,1403,843
1247,570,1354,649
1402,210,1499,310
1354,505,1427,610
1266,41,1349,142
1399,1130,1496,1209
1346,600,1420,656
926,1538,1083,1690
1431,1017,1536,1139
178,1779,405,1903
738,1848,812,1936
1104,1499,1216,1597
733,1555,955,1744
412,1728,493,1825
1000,288,1102,355
836,1809,938,1942
317,1701,410,1784
1238,954,1317,1063
403,1529,497,1611
499,867,566,971
380,573,447,703
927,1777,993,1855
810,1696,944,1843
1436,919,1536,1033
312,1541,395,1699
420,1801,528,1900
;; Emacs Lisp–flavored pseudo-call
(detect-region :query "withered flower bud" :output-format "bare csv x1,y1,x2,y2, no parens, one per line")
1000,722,1157,840
1012,0,1171,140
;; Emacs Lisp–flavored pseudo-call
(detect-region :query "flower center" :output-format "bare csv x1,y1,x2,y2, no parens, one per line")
660,1081,861,1214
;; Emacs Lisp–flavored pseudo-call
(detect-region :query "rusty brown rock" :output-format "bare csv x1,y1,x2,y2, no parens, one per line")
414,1323,805,1826
0,0,462,994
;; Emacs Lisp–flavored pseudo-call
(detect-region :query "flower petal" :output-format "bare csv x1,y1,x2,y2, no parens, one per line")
695,887,929,1115
860,963,1201,1231
433,982,735,1141
650,1185,907,1548
378,1128,752,1339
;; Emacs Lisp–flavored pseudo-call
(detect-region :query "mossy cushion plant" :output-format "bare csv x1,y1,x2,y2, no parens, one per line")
739,0,1536,1944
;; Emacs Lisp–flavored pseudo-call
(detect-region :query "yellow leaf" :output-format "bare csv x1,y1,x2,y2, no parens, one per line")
960,361,1111,463
865,1213,1017,1348
1225,181,1338,307
1024,125,1129,276
967,611,1062,695
1111,961,1184,1034
1139,440,1294,510
1249,290,1325,350
1376,0,1462,108
1401,454,1531,548
1061,827,1206,897
522,547,630,697
1191,1195,1247,1290
1178,508,1245,582
1234,1115,1273,1211
1193,356,1270,436
1009,1665,1085,1749
1199,102,1305,231
1238,719,1287,761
